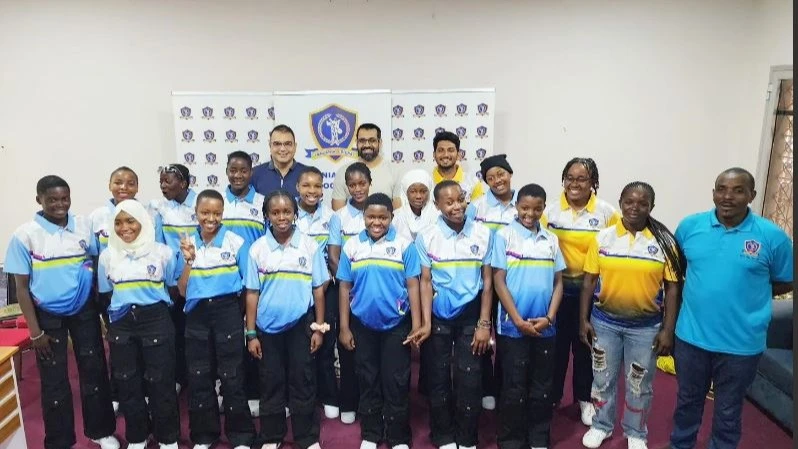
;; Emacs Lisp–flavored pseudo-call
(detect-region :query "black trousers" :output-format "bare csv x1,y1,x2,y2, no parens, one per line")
497,335,556,449
552,290,593,404
109,302,179,445
352,316,412,446
168,288,187,387
35,301,116,449
185,295,256,447
316,282,359,412
257,311,320,449
427,298,483,448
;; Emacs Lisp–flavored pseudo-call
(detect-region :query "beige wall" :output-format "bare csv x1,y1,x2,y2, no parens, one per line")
0,0,792,259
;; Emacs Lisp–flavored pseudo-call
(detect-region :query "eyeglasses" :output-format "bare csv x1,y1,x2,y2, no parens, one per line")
357,138,379,146
270,140,295,149
564,176,590,184
158,165,185,180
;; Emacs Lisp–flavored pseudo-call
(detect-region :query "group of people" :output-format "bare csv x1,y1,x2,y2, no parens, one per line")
3,122,792,449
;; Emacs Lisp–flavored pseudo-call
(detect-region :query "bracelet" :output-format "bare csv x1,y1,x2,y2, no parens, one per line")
310,322,330,333
30,330,45,341
476,319,492,330
245,329,257,337
545,316,554,326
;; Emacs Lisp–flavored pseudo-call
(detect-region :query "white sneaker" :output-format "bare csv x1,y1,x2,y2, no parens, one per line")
145,396,150,405
91,435,120,449
248,399,260,417
341,411,356,424
112,401,120,416
285,406,291,418
175,383,182,395
439,444,457,449
582,428,611,448
360,441,377,449
218,395,224,413
234,446,250,449
127,443,147,449
324,404,340,419
193,444,212,449
579,400,595,426
160,443,179,449
481,395,496,410
307,444,320,449
459,446,476,449
627,436,648,449
260,444,281,449
392,445,410,449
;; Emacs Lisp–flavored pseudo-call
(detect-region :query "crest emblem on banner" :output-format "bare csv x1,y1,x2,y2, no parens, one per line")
477,103,489,116
247,130,260,143
475,171,483,180
413,105,425,117
435,127,446,136
456,127,466,139
207,175,218,187
413,150,425,163
392,105,404,118
184,152,196,165
392,128,404,141
205,152,217,165
392,150,404,163
223,107,235,119
180,107,193,119
203,130,216,143
306,104,358,162
458,149,466,161
268,107,275,120
456,103,467,116
476,126,487,138
435,104,447,117
413,128,425,140
475,148,487,160
225,130,238,143
245,107,258,119
189,175,197,187
181,130,194,142
250,152,260,165
202,107,214,119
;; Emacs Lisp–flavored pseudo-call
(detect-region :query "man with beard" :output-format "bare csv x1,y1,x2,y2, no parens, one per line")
431,131,484,203
331,123,402,211
251,124,308,198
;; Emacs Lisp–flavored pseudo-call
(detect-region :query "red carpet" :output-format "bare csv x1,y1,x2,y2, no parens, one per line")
18,349,793,448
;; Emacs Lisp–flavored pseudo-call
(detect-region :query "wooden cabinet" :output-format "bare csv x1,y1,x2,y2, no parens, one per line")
0,347,25,449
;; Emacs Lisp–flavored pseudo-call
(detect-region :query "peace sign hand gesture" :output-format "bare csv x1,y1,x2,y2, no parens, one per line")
179,232,196,263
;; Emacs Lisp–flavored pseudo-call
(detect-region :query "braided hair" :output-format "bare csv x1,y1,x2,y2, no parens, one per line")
620,181,685,280
262,188,298,218
561,157,600,194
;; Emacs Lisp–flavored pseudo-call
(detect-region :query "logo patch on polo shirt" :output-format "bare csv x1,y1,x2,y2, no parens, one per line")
470,244,480,255
647,245,659,255
589,218,599,227
250,208,259,216
147,264,157,277
79,240,88,250
220,252,231,260
743,240,761,257
386,247,396,256
298,256,307,268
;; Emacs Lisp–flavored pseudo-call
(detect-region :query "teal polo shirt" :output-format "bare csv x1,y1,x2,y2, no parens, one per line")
675,209,793,355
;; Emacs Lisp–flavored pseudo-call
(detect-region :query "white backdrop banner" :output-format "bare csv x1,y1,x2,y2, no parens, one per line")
273,90,392,197
171,89,495,195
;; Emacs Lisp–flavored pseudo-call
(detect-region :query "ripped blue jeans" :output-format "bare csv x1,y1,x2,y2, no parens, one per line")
590,317,659,440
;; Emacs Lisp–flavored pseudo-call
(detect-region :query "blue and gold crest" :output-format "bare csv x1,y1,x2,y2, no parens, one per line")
205,152,217,164
298,256,307,268
413,128,425,140
189,175,197,187
180,106,193,119
225,130,237,143
181,130,194,142
184,152,196,165
392,128,404,141
207,174,218,187
147,264,157,277
307,104,358,162
202,106,214,119
458,149,466,161
413,104,425,117
435,104,446,117
475,148,487,160
250,152,260,165
413,150,425,163
456,103,467,116
476,126,487,138
477,103,489,116
435,127,446,136
245,107,258,119
223,107,235,119
392,150,404,163
456,127,466,139
268,106,275,120
392,105,404,118
203,130,216,143
247,130,260,143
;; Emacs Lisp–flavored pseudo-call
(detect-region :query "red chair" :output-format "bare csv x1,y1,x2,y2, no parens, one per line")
0,329,30,380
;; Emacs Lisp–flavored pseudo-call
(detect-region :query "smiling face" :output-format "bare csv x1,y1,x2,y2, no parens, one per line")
364,204,392,241
485,166,512,197
109,170,138,203
267,195,296,234
297,171,323,209
269,130,296,166
356,128,381,162
563,163,592,205
713,172,755,223
346,171,371,204
196,196,224,235
114,210,142,244
435,184,466,224
226,157,252,192
619,187,653,231
37,186,71,222
434,139,458,170
515,195,545,230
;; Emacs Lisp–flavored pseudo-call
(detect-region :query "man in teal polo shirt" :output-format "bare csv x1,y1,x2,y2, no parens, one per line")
670,167,793,449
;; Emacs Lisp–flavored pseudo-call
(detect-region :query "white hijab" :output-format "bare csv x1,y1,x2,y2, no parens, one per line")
395,169,438,240
107,200,156,266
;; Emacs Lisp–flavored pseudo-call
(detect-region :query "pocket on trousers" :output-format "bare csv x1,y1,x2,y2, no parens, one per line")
142,336,168,383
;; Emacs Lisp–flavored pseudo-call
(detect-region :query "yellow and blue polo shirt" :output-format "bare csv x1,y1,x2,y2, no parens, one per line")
583,221,678,327
183,225,247,312
89,199,116,252
296,203,335,263
148,189,198,280
492,220,566,338
328,201,365,247
98,242,176,322
415,216,493,320
541,192,619,291
675,209,793,355
337,226,421,331
245,227,329,334
466,189,519,233
432,165,485,203
222,185,265,247
4,212,97,315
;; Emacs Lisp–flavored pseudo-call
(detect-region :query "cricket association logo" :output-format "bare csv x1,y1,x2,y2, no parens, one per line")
306,104,358,162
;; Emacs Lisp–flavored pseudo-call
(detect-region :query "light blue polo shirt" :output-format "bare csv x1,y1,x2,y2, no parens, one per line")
183,226,247,313
4,212,97,315
466,189,519,234
223,185,266,247
328,201,365,247
675,209,793,355
89,199,117,253
415,216,493,320
296,202,335,263
98,243,176,322
245,227,329,334
492,220,566,338
148,189,198,281
336,227,421,331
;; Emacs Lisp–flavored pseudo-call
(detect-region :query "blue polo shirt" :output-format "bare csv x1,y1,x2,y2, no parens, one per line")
675,209,793,355
328,201,365,247
183,226,247,312
148,189,198,281
336,227,421,331
251,159,307,198
223,185,266,247
466,189,519,234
